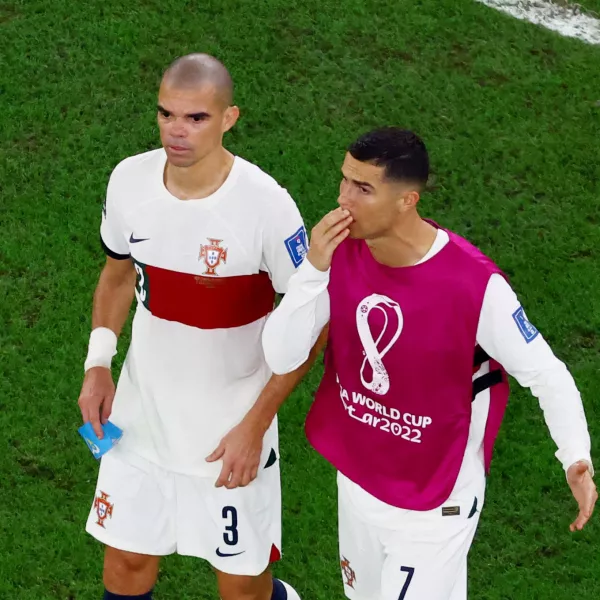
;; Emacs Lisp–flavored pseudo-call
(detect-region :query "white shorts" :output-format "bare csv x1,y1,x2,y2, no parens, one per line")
337,476,482,600
85,449,282,576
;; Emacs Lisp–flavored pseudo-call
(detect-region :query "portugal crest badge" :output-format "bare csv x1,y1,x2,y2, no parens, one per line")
93,491,114,528
340,556,356,589
198,238,228,276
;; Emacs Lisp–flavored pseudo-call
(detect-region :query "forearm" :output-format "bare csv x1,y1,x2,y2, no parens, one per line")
248,327,328,434
85,258,136,371
91,264,136,335
525,364,592,471
478,275,593,473
262,258,331,374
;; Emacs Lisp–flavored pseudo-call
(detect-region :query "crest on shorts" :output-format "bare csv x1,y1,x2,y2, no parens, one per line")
340,555,356,589
199,238,228,276
93,491,114,528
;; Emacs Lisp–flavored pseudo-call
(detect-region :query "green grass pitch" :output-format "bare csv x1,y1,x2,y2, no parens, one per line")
1,0,599,598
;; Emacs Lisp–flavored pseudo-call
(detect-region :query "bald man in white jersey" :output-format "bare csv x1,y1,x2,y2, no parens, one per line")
78,54,306,600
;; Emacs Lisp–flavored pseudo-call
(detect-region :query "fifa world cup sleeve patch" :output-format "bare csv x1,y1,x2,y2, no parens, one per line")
512,306,539,343
284,226,308,268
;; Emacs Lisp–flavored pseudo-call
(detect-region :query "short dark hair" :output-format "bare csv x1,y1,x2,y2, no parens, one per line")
348,128,429,188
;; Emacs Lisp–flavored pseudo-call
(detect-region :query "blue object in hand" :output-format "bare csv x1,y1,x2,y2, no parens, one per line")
78,421,123,459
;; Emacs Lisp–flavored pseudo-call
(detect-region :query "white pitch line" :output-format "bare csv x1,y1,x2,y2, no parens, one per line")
476,0,600,44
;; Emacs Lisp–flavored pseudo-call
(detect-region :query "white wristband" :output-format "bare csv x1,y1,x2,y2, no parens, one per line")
84,327,118,372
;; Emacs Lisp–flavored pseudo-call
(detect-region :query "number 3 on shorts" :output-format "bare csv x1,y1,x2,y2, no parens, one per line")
398,566,415,600
222,506,239,546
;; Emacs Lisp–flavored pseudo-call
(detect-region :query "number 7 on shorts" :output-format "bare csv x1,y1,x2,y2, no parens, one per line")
398,566,414,600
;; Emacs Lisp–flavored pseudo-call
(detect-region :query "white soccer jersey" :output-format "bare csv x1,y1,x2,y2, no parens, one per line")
262,228,593,524
100,148,307,477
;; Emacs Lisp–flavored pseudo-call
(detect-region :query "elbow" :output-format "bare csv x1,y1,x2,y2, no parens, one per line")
269,360,305,376
263,344,308,376
262,327,307,375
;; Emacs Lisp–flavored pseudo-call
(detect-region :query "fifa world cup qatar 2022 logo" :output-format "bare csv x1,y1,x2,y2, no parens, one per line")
356,294,403,396
337,294,432,442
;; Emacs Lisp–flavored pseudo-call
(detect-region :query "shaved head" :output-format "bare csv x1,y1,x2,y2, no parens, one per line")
162,53,234,107
157,54,240,168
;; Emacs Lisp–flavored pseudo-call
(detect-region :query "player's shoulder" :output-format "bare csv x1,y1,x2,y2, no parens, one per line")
445,226,502,275
235,156,298,210
105,149,164,215
235,156,285,192
109,148,164,182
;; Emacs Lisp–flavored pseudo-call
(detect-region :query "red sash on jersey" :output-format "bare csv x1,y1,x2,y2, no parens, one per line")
135,260,276,329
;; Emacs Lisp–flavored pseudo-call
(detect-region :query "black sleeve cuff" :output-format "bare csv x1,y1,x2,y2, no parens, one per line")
101,235,130,260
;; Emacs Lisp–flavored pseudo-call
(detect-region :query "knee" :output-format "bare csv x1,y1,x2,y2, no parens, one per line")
220,593,266,600
106,548,151,574
218,573,272,600
103,546,159,594
219,584,261,600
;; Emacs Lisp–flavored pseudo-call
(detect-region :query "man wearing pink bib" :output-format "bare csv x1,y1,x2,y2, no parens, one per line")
262,128,597,599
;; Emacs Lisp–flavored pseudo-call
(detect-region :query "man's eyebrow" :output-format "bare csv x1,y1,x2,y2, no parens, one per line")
156,105,211,119
343,174,375,189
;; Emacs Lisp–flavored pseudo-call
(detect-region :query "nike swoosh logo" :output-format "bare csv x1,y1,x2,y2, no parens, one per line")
129,234,149,244
215,548,246,558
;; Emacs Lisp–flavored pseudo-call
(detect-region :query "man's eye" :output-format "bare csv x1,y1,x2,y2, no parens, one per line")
191,115,205,122
159,111,170,118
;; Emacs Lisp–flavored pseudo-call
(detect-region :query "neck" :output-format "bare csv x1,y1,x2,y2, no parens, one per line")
164,147,234,200
366,213,438,267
